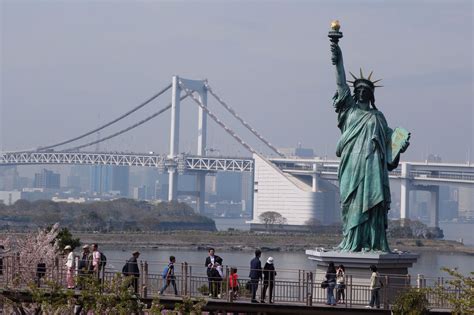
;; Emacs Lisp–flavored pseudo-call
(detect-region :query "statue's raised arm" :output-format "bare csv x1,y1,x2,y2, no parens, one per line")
331,42,348,93
328,21,352,112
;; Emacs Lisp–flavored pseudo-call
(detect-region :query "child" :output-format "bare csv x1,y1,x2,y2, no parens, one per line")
228,267,239,299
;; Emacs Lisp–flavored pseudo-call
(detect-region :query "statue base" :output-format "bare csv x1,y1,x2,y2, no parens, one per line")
305,249,419,306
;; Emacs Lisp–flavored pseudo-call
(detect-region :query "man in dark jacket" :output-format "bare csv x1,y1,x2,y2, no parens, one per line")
204,248,223,298
249,249,262,303
123,251,140,293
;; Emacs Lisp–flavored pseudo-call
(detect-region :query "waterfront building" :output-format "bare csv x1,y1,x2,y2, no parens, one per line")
249,154,339,229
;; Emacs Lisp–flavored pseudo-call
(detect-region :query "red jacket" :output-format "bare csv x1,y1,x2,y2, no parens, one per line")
229,273,239,288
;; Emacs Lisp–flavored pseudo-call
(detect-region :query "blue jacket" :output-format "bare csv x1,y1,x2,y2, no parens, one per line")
249,257,262,280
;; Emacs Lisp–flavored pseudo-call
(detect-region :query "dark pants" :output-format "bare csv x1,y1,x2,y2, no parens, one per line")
261,280,274,302
131,276,139,294
160,278,178,295
326,282,336,305
208,276,221,297
336,283,345,302
369,288,380,308
250,278,259,301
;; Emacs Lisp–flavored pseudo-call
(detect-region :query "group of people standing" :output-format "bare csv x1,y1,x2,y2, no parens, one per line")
64,243,106,290
205,248,277,303
324,262,382,308
323,262,346,306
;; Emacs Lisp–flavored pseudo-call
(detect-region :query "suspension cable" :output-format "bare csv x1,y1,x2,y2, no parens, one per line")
38,84,172,151
62,94,188,152
179,82,259,155
205,83,285,157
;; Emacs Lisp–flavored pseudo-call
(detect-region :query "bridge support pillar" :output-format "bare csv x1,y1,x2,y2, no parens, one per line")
168,75,181,202
168,168,178,202
311,163,318,192
429,186,439,228
400,163,411,226
196,86,207,213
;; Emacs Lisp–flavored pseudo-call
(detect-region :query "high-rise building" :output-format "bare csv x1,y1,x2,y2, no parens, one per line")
90,165,129,197
111,166,129,197
0,166,20,190
132,185,148,200
90,165,110,195
34,169,60,189
70,165,90,192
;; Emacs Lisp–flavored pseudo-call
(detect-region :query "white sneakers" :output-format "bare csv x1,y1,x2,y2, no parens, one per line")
365,305,372,308
217,294,222,299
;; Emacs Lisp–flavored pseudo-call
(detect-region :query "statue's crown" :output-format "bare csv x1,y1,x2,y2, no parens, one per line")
347,68,383,92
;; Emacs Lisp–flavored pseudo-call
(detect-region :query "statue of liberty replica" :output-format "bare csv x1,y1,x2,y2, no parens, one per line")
329,21,410,252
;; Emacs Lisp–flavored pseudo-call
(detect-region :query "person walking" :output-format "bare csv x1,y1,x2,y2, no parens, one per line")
325,261,337,306
261,256,277,303
205,248,223,298
336,264,346,303
367,265,382,308
123,251,140,294
249,249,262,303
64,245,75,289
228,267,239,300
160,256,178,295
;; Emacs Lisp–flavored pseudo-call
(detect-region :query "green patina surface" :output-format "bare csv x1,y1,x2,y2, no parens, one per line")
329,24,409,252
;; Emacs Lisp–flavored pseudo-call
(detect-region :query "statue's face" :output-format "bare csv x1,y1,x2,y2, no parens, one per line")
356,86,371,103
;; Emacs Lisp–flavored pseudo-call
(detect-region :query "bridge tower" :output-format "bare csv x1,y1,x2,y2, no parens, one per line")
400,162,411,226
168,76,208,213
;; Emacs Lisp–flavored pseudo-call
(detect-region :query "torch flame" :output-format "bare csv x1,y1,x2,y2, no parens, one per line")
331,20,341,32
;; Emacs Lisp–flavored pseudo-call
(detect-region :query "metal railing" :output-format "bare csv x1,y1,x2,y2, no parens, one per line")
0,255,459,310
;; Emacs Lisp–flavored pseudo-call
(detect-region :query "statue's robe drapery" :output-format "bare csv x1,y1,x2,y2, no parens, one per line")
333,85,396,252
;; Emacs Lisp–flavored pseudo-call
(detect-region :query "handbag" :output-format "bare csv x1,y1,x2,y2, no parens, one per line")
321,280,329,288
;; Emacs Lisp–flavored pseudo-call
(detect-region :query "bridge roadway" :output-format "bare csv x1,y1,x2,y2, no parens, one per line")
1,151,473,186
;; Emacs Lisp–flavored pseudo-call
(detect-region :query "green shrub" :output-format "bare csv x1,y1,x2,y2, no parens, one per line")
197,284,209,296
392,287,429,315
431,268,474,314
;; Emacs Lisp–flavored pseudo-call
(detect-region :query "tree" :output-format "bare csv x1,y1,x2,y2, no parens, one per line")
55,227,81,251
431,268,474,314
259,211,287,230
2,223,60,287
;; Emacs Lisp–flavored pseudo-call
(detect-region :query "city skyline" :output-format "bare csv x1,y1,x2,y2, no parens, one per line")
1,1,472,163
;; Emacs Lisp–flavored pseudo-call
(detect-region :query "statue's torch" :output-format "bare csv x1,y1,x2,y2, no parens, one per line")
328,20,343,44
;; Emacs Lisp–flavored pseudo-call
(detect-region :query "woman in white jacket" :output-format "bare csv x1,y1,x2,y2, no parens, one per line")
64,245,75,289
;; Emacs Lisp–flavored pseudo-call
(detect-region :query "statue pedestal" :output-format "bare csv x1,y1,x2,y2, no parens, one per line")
305,249,419,306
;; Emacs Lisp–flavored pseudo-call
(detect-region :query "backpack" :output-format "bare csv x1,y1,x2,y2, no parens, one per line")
161,265,169,279
99,252,107,269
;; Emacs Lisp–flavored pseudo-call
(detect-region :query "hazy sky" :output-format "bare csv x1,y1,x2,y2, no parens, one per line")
1,0,473,163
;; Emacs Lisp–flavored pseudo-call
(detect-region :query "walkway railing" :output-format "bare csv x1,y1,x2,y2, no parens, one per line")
0,255,457,310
